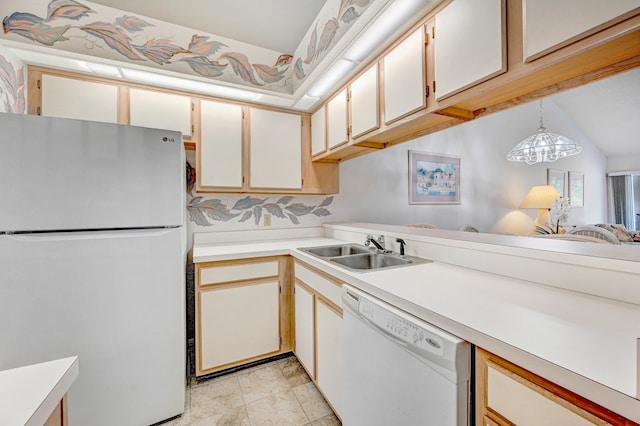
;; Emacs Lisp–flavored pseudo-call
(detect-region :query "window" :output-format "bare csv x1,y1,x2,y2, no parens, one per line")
608,172,640,231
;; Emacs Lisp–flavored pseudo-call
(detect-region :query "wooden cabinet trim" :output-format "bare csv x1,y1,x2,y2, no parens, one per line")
350,62,381,139
294,277,342,316
522,3,640,63
476,347,639,425
433,0,508,101
195,256,288,377
382,25,429,126
310,5,639,164
293,259,344,287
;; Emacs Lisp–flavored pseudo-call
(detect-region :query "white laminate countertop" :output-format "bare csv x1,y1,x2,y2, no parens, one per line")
0,356,79,426
193,232,640,422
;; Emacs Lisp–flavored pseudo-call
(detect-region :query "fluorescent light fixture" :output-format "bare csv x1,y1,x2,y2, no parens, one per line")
344,0,430,62
120,68,259,101
86,62,122,78
253,94,296,108
293,95,321,110
307,59,356,98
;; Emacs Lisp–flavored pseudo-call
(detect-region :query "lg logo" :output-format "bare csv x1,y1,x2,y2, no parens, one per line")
162,136,176,143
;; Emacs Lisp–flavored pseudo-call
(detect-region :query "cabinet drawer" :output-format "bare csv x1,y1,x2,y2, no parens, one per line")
200,260,278,285
295,262,342,308
487,364,601,425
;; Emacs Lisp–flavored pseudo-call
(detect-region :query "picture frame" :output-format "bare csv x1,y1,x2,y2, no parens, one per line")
568,171,584,207
409,151,460,204
547,169,567,198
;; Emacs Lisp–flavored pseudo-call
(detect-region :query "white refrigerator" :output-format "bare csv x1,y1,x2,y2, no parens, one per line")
0,113,186,425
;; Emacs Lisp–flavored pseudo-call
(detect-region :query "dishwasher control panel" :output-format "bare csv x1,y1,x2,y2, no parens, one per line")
359,297,444,356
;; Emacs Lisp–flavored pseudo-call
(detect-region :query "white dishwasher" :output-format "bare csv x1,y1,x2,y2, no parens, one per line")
342,284,471,426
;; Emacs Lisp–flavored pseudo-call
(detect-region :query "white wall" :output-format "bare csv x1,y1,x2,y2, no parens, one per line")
608,155,640,173
331,99,608,234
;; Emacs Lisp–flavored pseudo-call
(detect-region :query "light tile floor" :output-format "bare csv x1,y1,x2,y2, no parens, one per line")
164,355,341,426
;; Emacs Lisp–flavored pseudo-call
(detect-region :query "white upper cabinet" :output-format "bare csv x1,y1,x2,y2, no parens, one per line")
523,0,640,61
41,74,118,123
129,88,192,138
199,100,243,189
326,88,348,150
311,107,327,157
350,64,379,139
434,0,506,99
383,27,427,124
249,108,302,190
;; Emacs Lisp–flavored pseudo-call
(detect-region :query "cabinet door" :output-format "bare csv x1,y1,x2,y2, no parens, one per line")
487,364,596,425
294,283,315,378
311,107,327,156
476,348,629,425
200,281,280,371
249,108,302,189
199,100,243,189
326,89,348,149
129,88,192,138
383,28,427,124
523,0,640,61
350,64,379,139
316,300,343,417
434,0,505,99
41,74,118,123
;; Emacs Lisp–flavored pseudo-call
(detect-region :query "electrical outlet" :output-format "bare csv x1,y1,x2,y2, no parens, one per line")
263,213,272,226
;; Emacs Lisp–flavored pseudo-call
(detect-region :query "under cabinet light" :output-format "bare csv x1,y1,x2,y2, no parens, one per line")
293,95,321,110
86,62,122,78
307,59,356,98
120,68,260,101
344,0,432,62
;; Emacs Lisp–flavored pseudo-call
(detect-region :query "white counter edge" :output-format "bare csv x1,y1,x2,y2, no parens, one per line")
0,356,79,426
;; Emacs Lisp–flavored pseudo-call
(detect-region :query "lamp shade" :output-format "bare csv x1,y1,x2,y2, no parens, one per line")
520,185,561,209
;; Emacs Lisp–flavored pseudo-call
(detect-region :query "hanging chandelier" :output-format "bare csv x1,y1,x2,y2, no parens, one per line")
506,100,582,165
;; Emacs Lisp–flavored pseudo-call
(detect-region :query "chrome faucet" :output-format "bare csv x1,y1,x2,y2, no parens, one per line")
365,234,385,250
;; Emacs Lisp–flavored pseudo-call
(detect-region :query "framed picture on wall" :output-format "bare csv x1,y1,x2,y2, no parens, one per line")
547,169,567,197
568,171,584,207
409,151,460,204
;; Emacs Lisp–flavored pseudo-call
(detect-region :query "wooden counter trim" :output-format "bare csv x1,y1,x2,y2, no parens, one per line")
476,347,639,426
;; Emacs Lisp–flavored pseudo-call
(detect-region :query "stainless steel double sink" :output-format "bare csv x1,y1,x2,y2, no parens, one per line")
298,243,431,272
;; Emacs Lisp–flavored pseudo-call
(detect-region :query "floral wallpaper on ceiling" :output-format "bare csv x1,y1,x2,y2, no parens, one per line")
0,46,26,113
185,162,333,227
1,0,378,95
291,0,374,83
2,0,291,92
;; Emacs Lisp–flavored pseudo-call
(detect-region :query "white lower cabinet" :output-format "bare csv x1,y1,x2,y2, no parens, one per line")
196,258,282,376
477,347,630,425
315,299,343,417
294,283,315,377
294,261,343,419
200,281,280,371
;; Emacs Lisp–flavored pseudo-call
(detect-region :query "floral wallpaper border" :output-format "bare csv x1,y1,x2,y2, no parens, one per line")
185,162,333,227
1,0,377,95
188,195,334,227
0,47,26,113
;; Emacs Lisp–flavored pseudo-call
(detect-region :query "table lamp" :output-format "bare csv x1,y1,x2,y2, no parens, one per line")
520,185,561,227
